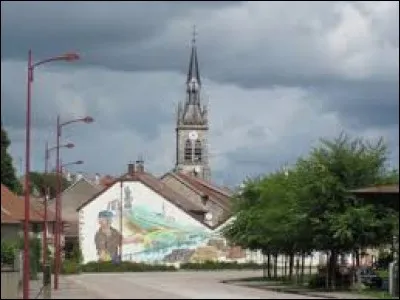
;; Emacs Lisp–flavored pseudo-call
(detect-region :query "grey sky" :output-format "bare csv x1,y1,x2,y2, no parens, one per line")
1,1,399,187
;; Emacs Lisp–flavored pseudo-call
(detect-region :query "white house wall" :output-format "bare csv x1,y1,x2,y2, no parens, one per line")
79,181,219,264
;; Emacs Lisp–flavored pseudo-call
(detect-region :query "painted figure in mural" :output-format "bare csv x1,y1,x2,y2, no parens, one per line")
95,210,122,262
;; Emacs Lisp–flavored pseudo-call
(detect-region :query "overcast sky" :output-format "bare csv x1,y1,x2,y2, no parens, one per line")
1,1,399,187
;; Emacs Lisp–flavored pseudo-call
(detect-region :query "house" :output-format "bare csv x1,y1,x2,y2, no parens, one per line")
47,176,101,247
160,172,233,228
76,162,254,264
1,184,55,242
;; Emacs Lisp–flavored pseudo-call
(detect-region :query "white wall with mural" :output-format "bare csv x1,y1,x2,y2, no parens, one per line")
79,180,243,264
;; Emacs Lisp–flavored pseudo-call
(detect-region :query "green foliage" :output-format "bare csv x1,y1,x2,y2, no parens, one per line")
180,261,264,270
1,125,22,194
61,260,82,275
225,132,398,288
81,261,176,272
29,171,71,199
1,240,18,266
64,239,83,263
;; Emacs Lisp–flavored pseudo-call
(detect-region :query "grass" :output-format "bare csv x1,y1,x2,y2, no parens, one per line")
358,289,399,299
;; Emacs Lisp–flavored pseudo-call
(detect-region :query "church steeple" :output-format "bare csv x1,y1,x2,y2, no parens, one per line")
175,27,211,181
179,26,206,125
186,26,201,87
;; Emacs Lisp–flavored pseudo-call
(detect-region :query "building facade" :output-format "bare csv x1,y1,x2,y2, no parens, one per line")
77,164,244,264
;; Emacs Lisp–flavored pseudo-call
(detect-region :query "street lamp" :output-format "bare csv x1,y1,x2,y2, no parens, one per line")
61,160,84,169
23,50,79,300
54,116,93,290
42,141,75,268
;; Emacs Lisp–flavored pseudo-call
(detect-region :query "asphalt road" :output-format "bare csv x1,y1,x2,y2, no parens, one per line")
63,270,324,299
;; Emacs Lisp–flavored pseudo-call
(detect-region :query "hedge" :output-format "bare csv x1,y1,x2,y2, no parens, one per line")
80,261,176,273
180,261,264,270
59,260,265,274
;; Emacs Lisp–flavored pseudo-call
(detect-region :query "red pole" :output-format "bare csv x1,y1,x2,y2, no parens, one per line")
42,142,49,268
23,49,32,300
54,116,61,290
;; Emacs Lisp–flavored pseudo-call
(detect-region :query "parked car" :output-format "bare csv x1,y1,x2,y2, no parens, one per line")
359,266,383,288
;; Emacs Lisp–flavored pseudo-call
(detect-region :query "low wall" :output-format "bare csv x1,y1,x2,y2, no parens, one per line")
1,251,22,299
1,268,20,299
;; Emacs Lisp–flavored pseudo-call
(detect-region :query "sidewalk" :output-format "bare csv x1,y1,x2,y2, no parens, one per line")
22,274,103,299
223,280,372,299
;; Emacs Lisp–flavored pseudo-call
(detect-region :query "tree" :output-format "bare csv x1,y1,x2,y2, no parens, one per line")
225,132,398,288
29,171,72,199
293,133,397,288
1,124,22,194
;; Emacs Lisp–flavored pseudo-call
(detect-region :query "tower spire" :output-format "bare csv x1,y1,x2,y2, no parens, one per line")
187,25,201,86
192,25,197,45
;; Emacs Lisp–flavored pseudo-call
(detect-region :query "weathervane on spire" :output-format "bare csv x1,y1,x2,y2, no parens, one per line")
192,25,197,45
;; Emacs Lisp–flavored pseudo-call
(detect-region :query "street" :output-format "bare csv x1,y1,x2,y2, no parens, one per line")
59,271,323,299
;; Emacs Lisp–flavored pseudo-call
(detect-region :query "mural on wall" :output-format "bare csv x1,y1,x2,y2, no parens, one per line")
94,210,122,262
87,185,246,264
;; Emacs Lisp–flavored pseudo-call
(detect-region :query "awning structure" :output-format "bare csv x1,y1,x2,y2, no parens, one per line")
351,184,399,211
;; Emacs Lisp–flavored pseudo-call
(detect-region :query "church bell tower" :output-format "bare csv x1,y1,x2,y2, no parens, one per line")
175,27,211,181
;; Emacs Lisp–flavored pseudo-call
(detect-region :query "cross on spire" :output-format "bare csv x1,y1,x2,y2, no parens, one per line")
192,25,197,45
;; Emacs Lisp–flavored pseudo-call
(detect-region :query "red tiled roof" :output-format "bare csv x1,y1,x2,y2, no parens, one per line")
1,206,20,224
351,184,399,194
77,171,207,224
172,172,233,211
1,184,45,223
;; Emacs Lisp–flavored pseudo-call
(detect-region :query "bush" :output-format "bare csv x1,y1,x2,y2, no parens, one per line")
1,240,18,266
81,261,177,273
180,261,264,270
64,240,83,263
61,260,81,275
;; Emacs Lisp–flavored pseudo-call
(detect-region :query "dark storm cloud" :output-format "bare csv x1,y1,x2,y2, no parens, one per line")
1,1,398,187
2,1,398,132
1,1,241,61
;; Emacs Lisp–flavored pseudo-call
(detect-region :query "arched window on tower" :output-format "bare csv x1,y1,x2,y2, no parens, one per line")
184,139,192,162
194,139,202,162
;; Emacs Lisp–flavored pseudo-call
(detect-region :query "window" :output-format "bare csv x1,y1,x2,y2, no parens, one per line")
184,139,192,162
194,139,202,162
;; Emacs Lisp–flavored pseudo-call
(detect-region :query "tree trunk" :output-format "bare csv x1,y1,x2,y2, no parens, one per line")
289,252,294,280
274,253,278,279
267,252,271,278
295,255,300,284
301,253,305,284
263,254,267,278
325,252,329,290
284,255,288,278
355,249,360,267
329,250,337,290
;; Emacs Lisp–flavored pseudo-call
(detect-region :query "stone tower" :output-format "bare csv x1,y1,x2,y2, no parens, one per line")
175,29,211,181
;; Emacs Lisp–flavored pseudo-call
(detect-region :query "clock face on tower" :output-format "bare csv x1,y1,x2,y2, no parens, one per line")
188,131,198,140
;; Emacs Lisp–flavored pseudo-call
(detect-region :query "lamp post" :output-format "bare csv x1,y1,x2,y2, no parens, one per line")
54,116,93,290
42,142,74,267
23,50,79,300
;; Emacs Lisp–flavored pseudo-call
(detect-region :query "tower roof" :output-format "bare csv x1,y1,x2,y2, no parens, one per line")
186,25,201,86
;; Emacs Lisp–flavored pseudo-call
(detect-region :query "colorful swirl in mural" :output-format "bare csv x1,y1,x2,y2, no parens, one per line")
95,204,246,263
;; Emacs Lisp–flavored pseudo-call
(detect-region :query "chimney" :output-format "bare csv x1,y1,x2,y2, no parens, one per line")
128,163,135,175
76,172,83,181
135,159,144,173
95,173,101,185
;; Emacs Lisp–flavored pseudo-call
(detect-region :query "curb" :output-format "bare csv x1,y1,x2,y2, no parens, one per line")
221,280,336,299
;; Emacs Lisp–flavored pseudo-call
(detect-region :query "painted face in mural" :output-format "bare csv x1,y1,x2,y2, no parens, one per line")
95,210,122,262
